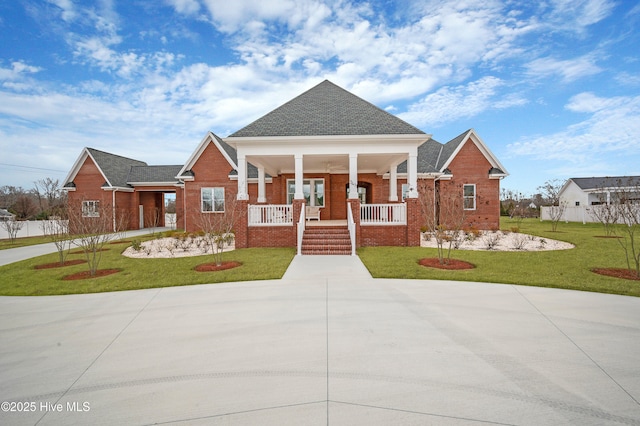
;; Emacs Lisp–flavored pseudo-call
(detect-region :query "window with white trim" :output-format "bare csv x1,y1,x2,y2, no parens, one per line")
201,188,225,212
463,184,476,210
287,179,324,207
401,184,410,201
82,200,100,217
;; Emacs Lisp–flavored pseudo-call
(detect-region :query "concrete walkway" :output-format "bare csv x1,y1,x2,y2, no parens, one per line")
1,252,640,425
0,228,172,267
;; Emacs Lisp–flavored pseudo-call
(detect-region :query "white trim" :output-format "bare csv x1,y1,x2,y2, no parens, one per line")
177,132,237,179
126,181,180,187
102,186,134,193
63,148,111,188
439,129,509,176
225,134,430,146
201,187,225,213
463,184,476,210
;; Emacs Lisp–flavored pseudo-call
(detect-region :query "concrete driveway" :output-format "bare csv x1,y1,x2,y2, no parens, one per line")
1,255,640,425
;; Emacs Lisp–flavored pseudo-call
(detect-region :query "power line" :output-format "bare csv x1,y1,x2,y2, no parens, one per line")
0,163,67,173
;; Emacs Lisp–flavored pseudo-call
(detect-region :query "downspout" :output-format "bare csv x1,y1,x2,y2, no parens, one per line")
183,185,187,231
112,188,117,232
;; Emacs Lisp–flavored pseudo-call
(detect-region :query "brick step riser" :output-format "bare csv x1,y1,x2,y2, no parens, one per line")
302,227,352,255
302,235,351,244
303,230,349,235
301,249,352,255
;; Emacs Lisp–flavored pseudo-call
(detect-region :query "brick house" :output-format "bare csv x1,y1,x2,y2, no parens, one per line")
64,80,508,254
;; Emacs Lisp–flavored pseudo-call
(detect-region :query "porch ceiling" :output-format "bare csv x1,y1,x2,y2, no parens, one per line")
247,153,408,176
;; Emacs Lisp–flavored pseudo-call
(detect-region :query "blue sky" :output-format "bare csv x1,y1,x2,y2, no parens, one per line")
1,0,639,196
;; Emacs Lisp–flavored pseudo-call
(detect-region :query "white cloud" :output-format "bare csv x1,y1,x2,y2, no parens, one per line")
0,61,42,81
546,0,616,32
525,55,602,82
46,0,77,22
398,77,527,128
165,0,200,15
507,92,640,163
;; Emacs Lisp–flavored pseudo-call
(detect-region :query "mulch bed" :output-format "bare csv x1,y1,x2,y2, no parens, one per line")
592,268,640,281
419,258,475,270
35,259,87,270
194,261,242,272
63,269,121,280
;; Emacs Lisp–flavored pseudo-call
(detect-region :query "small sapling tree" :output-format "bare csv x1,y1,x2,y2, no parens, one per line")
418,181,467,264
0,217,24,244
195,193,243,266
538,179,567,232
611,178,640,277
40,206,71,265
68,200,113,276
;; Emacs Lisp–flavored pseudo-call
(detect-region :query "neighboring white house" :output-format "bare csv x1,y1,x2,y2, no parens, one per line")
542,176,640,223
0,208,15,221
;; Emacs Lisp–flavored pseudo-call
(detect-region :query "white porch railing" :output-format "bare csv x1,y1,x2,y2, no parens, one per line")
297,204,306,255
347,202,356,256
360,203,406,225
248,204,293,226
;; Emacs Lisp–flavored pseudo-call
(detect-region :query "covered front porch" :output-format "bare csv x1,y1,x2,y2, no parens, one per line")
225,131,429,253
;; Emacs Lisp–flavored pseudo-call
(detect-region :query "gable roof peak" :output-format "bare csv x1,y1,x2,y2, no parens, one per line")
229,80,426,138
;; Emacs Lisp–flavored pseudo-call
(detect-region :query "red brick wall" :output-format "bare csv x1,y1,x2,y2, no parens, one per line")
440,140,501,230
184,142,239,232
247,225,295,247
67,157,113,229
361,225,407,246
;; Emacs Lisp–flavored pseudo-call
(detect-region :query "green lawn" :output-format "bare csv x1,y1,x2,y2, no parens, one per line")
0,235,54,250
358,218,640,297
0,237,296,296
1,218,638,297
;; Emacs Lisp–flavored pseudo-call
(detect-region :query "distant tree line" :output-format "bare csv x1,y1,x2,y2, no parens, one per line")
0,178,66,220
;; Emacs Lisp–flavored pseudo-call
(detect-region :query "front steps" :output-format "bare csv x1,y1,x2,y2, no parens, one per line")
301,226,352,255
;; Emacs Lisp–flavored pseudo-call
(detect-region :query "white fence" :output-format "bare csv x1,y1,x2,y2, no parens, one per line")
1,214,177,240
0,220,68,239
248,204,292,226
360,203,406,225
540,205,640,224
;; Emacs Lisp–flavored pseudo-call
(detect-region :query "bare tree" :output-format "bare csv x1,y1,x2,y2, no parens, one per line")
13,194,38,220
68,201,113,276
114,208,131,241
589,202,620,237
33,178,62,217
40,206,71,265
538,179,567,232
501,189,528,229
144,207,161,235
195,195,243,266
418,181,467,264
0,218,24,244
610,178,640,277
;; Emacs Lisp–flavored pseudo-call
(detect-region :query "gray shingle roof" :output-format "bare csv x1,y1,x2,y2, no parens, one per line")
87,148,147,188
397,138,443,174
571,176,640,190
437,129,470,169
127,165,183,183
396,130,472,174
229,80,426,137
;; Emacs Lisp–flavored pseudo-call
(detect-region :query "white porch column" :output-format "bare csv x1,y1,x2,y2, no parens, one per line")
406,152,418,198
389,164,398,202
257,166,266,203
294,154,304,200
348,153,358,199
237,155,249,200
